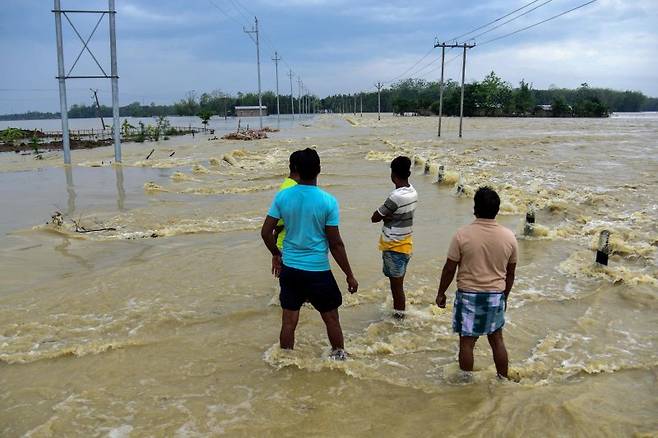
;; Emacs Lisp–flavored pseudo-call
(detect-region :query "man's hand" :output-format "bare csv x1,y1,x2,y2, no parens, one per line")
271,255,282,278
347,275,358,294
436,291,447,308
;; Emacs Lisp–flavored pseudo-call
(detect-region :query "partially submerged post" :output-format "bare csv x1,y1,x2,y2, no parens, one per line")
456,174,465,195
524,205,536,236
596,230,611,266
436,165,445,183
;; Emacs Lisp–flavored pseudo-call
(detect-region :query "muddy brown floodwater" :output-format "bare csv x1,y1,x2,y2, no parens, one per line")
1,114,657,437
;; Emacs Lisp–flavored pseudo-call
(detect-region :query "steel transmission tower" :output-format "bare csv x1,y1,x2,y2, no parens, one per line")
53,0,121,164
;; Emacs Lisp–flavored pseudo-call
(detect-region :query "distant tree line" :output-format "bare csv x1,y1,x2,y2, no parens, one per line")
323,73,658,118
1,72,656,120
0,90,309,121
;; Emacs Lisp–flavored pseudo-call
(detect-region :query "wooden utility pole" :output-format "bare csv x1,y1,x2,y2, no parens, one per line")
376,82,383,120
90,89,106,130
433,42,475,138
360,94,363,117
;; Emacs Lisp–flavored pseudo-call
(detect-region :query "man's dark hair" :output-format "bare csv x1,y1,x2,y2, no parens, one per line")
296,148,321,180
289,150,302,174
391,156,411,179
474,186,500,219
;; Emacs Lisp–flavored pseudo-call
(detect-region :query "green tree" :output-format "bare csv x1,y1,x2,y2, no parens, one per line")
513,80,535,115
198,110,213,131
551,97,570,117
474,71,512,116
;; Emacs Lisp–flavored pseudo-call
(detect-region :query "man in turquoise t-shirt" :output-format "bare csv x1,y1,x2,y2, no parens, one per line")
274,151,300,250
261,148,358,360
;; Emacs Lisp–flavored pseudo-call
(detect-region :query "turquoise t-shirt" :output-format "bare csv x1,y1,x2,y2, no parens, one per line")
267,184,340,271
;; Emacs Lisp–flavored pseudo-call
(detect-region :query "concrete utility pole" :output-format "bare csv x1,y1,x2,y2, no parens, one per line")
376,82,383,121
288,69,295,119
272,51,281,122
433,41,476,138
53,0,121,164
90,88,106,129
297,77,302,116
244,16,263,129
437,45,445,137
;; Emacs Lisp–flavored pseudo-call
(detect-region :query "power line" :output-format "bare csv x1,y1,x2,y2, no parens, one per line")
469,0,553,42
393,0,550,86
419,52,462,79
206,0,244,27
448,0,546,41
479,0,598,46
382,46,435,84
226,0,251,23
205,1,314,99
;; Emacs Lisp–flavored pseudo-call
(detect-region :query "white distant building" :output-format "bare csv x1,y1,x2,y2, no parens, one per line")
235,105,268,117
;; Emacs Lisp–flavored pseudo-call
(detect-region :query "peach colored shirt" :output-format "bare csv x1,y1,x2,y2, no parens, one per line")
447,219,518,292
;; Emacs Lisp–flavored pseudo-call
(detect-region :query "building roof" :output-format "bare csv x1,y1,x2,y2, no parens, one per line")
235,106,267,110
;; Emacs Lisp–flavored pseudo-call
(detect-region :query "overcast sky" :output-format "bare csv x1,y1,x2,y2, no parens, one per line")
1,0,657,113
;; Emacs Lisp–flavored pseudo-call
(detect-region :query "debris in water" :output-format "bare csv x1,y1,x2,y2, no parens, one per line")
222,129,268,140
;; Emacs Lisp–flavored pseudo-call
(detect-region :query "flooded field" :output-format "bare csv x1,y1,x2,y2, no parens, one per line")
1,114,657,437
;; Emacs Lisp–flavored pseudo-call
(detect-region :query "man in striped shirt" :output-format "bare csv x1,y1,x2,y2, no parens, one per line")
371,156,418,318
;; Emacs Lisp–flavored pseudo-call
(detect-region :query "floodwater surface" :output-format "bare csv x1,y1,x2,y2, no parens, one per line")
1,114,657,437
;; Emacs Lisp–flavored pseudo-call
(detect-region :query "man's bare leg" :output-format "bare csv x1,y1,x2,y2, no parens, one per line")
280,309,300,349
459,336,478,371
389,276,406,315
487,329,509,378
320,309,344,350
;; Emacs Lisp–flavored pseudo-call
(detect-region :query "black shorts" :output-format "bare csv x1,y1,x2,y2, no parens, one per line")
279,265,342,312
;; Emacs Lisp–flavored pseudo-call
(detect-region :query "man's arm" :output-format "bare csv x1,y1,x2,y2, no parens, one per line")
435,259,458,308
273,224,284,241
325,225,358,293
260,215,282,277
504,263,516,298
372,196,397,223
371,210,384,223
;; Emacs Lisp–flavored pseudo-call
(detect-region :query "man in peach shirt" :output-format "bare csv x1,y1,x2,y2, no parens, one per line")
435,186,518,378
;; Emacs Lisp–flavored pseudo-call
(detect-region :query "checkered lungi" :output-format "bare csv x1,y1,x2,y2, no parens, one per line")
452,290,506,337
